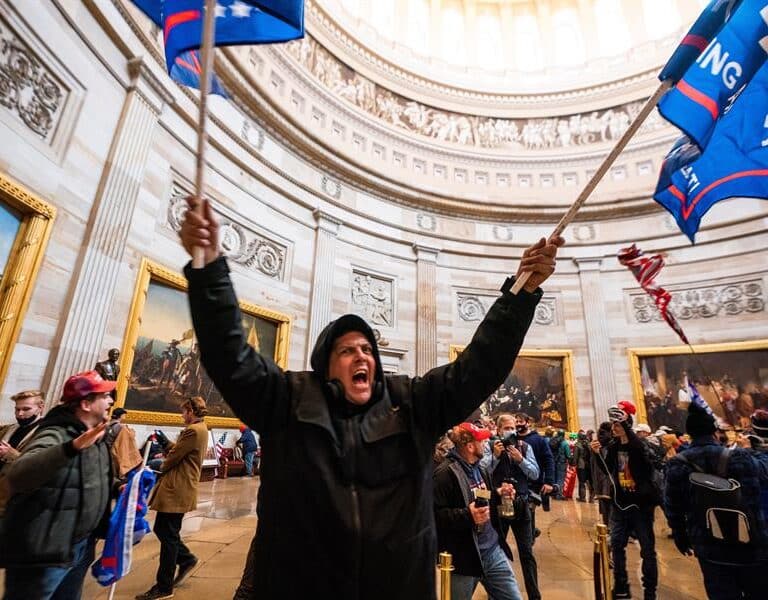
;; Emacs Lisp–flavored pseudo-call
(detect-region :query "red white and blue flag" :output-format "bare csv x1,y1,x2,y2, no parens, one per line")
92,467,156,586
618,244,690,345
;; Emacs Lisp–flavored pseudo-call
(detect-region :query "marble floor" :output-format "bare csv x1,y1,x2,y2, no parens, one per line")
3,477,707,599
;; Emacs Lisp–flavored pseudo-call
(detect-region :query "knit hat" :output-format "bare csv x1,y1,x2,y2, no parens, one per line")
751,410,768,443
685,399,716,437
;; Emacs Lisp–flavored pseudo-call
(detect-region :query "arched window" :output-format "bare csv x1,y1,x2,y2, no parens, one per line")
408,0,430,55
442,2,466,65
643,0,681,39
594,0,631,56
476,9,503,69
513,13,544,72
552,7,585,67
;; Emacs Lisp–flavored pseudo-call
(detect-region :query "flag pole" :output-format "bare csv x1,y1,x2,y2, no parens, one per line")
510,79,674,295
191,0,218,269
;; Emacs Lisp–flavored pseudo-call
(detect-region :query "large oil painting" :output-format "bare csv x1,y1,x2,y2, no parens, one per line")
449,347,578,431
629,340,768,432
117,259,291,427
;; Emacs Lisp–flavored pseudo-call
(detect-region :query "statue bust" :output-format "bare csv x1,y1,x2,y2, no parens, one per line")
95,348,121,381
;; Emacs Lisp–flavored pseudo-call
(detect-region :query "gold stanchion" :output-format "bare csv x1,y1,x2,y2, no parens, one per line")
438,552,454,600
593,523,612,599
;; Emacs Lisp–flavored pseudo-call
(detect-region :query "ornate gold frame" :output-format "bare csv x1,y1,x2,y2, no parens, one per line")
628,339,768,426
115,258,292,427
449,345,579,431
0,173,56,388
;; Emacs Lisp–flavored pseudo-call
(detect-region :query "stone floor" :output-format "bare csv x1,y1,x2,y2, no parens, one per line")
3,477,707,599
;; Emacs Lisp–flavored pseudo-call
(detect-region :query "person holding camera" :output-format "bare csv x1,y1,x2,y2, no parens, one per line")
434,423,524,600
591,401,660,600
491,413,542,600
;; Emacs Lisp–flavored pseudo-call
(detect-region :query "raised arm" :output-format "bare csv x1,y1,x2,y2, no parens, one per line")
182,200,289,433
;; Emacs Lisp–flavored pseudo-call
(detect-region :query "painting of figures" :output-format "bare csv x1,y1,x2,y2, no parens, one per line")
118,260,291,427
449,347,578,431
630,341,768,432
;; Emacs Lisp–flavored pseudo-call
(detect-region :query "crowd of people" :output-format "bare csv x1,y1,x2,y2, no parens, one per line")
0,199,765,600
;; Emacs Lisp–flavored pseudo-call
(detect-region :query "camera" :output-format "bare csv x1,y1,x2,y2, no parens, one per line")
530,484,559,512
491,431,518,449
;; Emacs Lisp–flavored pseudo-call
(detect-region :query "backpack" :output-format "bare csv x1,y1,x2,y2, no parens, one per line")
676,448,755,546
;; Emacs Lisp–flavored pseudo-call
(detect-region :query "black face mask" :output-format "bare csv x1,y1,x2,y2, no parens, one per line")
597,432,611,446
516,424,528,434
16,415,39,427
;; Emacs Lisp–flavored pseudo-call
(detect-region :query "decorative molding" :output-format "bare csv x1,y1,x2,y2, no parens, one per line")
283,34,667,152
351,269,394,327
573,224,596,242
456,292,557,326
492,225,514,241
167,184,287,280
241,118,265,151
416,212,436,231
321,175,342,199
629,279,765,323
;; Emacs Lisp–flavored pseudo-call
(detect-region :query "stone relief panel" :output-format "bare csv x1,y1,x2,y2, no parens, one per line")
284,35,667,151
0,14,68,142
241,118,265,151
167,184,287,281
416,213,436,231
629,279,765,323
351,270,394,327
457,292,557,326
321,175,341,199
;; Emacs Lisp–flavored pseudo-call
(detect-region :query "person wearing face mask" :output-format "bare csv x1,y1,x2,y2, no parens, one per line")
0,390,46,472
590,422,615,527
0,371,115,600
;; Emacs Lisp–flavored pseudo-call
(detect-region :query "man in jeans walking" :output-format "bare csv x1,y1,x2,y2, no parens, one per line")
434,423,523,600
136,397,208,600
592,401,659,600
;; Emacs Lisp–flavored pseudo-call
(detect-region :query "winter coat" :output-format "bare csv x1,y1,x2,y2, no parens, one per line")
596,425,661,508
433,455,518,577
0,406,112,567
665,437,766,564
237,428,259,454
149,420,208,513
185,257,541,600
590,446,613,500
518,429,555,491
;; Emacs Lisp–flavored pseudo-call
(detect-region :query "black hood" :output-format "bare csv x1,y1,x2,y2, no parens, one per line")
310,313,385,393
35,404,87,434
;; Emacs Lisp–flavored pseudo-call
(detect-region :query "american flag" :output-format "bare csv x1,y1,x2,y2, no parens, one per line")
210,431,227,477
618,244,690,345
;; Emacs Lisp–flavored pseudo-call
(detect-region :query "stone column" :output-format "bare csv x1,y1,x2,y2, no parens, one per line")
305,210,342,367
45,58,172,403
575,258,618,421
414,244,439,374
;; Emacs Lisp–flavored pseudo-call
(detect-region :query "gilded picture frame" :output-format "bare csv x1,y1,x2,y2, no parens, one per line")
0,173,56,388
628,340,768,431
449,346,579,431
115,258,292,427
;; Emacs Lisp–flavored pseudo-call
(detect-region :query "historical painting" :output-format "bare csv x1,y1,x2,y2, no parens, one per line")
117,259,291,427
0,203,22,279
449,347,578,431
629,340,768,432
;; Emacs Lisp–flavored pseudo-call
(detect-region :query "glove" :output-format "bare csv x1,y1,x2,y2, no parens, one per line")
673,534,693,556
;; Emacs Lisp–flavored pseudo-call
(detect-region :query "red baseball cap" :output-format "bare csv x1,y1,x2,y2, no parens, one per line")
61,370,116,404
617,400,637,416
458,422,491,442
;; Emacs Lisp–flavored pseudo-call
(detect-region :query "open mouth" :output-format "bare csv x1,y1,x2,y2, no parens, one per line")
352,369,369,387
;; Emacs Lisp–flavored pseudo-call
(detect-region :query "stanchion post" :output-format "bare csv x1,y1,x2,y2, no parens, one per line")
597,523,611,599
438,552,454,600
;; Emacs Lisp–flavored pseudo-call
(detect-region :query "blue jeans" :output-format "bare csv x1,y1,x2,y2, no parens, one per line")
3,536,95,600
610,505,657,597
244,451,255,476
450,545,523,600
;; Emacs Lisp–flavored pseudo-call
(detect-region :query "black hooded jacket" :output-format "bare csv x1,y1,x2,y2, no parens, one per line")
185,257,542,600
0,405,112,567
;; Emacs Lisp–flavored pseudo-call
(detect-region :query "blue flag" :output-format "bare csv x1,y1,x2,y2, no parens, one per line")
171,50,228,97
654,62,768,242
92,467,156,586
659,0,743,83
162,0,304,72
657,0,768,149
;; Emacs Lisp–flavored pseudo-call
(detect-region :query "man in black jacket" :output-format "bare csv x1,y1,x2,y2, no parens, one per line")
180,198,563,600
434,423,523,600
0,371,114,600
592,402,660,600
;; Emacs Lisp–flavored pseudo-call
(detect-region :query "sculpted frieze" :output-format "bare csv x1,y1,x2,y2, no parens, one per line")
351,270,394,327
457,292,556,326
284,35,667,152
629,280,765,323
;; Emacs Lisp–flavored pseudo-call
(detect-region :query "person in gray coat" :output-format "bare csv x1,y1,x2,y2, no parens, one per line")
0,370,115,600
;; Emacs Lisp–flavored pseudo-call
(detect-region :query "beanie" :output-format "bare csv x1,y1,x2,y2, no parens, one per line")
685,400,716,437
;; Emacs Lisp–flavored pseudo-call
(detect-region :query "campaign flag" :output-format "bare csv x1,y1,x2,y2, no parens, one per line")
92,467,156,586
688,381,716,418
131,1,228,95
618,244,690,345
161,0,305,72
659,0,743,83
654,61,768,241
657,0,768,149
655,135,702,194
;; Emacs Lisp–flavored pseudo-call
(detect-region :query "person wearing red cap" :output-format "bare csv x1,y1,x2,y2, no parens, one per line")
0,370,116,600
180,198,563,600
434,423,523,600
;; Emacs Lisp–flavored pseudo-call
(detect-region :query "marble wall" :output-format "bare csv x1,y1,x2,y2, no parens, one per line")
0,0,766,432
